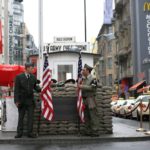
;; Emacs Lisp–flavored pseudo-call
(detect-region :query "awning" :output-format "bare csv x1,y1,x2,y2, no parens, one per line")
0,65,37,87
137,85,150,93
129,80,146,91
0,64,25,87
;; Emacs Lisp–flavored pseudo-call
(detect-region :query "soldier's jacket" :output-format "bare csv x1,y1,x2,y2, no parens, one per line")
81,74,97,109
14,73,41,105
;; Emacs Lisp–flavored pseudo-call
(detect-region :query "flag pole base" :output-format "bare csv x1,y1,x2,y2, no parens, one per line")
136,128,146,132
144,131,150,135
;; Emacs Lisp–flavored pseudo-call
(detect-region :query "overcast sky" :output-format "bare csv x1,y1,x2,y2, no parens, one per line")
23,0,105,46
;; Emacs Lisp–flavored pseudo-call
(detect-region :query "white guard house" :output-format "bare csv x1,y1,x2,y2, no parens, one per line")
37,37,99,81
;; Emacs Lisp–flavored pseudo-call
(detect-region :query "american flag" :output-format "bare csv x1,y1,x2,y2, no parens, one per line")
41,55,54,121
77,53,85,123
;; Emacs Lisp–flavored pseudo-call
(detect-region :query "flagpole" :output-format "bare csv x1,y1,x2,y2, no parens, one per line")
38,0,43,81
84,0,87,42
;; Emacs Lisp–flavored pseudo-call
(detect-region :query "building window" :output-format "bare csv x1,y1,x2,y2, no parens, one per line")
108,42,112,53
108,26,112,33
108,74,112,86
58,65,73,81
107,57,112,69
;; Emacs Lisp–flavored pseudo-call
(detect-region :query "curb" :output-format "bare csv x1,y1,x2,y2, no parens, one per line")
0,135,150,145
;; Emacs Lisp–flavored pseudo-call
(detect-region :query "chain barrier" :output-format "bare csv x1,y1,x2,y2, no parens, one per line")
136,99,146,132
112,100,150,133
112,102,150,117
141,102,150,112
144,99,150,135
112,102,141,117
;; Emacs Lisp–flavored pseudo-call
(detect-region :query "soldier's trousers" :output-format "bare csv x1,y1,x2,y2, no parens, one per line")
17,104,34,135
84,105,99,132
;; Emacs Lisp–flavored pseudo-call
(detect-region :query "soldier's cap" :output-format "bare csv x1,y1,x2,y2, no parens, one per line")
84,64,93,72
25,62,34,68
51,79,57,83
36,79,41,84
65,79,75,84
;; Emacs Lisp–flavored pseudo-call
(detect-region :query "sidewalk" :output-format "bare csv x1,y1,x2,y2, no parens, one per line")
0,120,150,145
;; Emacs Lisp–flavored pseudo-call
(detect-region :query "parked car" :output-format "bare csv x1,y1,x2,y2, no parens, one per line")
131,95,150,120
112,99,126,116
119,98,136,118
111,101,118,113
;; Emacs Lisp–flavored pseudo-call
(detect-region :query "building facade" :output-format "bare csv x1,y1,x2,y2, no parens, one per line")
112,0,150,97
11,0,24,64
113,0,133,96
0,0,36,65
96,24,116,87
0,0,9,64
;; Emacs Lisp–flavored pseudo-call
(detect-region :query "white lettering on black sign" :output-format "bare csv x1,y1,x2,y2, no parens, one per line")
43,43,88,53
146,14,150,55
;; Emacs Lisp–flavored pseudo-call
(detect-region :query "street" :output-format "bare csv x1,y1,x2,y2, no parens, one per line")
0,117,150,149
0,141,150,150
113,116,150,130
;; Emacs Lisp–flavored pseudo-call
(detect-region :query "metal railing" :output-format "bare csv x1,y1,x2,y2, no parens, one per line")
112,99,150,135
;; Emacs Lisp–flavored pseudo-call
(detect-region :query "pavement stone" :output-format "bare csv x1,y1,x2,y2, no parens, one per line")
0,119,150,145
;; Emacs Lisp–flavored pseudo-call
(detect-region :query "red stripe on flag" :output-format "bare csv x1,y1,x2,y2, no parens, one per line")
0,20,3,54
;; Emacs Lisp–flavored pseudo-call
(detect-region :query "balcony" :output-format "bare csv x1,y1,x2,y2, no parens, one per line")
118,47,131,60
111,17,116,24
99,57,104,61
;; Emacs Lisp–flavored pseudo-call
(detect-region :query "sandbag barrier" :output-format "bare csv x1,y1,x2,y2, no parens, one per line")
24,84,113,136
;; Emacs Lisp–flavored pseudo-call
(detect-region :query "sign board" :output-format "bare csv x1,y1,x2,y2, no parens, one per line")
54,37,76,43
131,0,150,83
9,15,14,64
53,96,78,121
43,42,89,53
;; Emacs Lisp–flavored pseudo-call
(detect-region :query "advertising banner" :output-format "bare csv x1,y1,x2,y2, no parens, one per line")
131,0,150,83
103,0,113,24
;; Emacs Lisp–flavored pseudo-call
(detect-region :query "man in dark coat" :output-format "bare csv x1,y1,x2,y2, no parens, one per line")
14,63,41,138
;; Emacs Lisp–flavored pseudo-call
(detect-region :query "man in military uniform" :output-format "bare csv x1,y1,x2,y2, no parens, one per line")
14,63,41,138
78,64,99,136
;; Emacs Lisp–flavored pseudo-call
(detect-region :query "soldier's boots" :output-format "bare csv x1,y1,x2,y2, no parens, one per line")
15,133,23,138
15,133,37,138
81,130,99,137
27,133,37,138
90,132,99,137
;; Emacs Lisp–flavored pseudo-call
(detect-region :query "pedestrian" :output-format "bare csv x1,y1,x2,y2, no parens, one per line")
78,64,99,136
14,62,41,138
